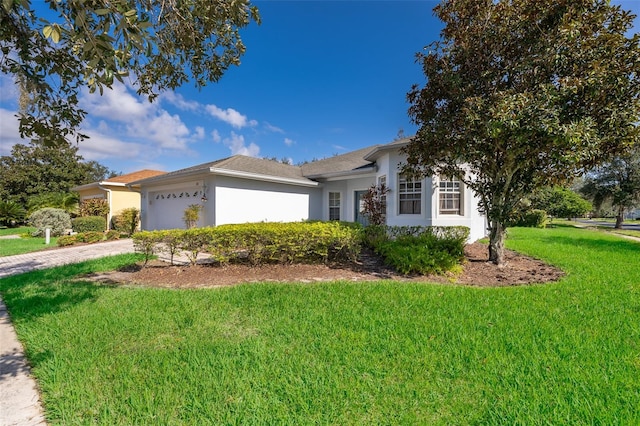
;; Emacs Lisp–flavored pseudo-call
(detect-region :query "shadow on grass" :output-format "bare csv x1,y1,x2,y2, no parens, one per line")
0,256,139,322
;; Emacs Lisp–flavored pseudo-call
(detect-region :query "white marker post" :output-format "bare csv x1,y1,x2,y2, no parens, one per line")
45,228,50,245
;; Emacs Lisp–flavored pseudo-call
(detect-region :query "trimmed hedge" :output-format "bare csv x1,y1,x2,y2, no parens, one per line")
132,221,363,267
56,230,120,246
368,225,470,275
72,216,106,233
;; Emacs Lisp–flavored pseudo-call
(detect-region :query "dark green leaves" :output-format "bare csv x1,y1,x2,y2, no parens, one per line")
1,0,260,145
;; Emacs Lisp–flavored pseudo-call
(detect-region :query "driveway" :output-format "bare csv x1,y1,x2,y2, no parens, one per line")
575,219,640,231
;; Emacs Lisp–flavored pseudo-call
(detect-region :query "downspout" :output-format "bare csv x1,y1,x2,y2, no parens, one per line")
98,184,112,230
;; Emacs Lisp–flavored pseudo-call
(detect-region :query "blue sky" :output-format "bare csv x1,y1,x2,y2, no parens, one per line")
1,0,639,174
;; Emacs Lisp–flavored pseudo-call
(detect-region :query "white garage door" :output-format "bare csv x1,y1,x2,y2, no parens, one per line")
148,189,203,230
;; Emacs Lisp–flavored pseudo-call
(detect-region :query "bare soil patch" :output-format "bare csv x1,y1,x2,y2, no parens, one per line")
86,243,563,288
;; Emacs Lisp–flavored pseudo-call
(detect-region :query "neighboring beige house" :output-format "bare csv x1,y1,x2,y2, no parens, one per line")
73,169,166,229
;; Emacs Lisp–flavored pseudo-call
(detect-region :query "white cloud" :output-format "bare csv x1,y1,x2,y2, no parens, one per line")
264,122,285,133
222,132,260,157
136,111,190,150
206,104,257,129
284,138,295,146
160,91,199,112
193,126,205,140
81,84,151,122
0,108,23,155
211,129,222,143
77,132,145,161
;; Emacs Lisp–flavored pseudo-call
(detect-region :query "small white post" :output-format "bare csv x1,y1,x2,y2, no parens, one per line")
45,228,51,245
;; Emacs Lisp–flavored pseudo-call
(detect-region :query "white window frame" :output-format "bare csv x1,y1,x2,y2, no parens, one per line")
398,174,422,215
328,191,341,221
439,176,463,215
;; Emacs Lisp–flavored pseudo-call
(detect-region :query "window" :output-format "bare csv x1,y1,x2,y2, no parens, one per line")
439,176,462,215
329,192,341,221
398,174,421,214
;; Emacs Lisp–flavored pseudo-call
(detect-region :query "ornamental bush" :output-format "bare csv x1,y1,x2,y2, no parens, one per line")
111,208,140,236
513,209,547,228
28,208,71,237
76,231,105,244
57,235,77,246
72,216,106,232
367,225,470,275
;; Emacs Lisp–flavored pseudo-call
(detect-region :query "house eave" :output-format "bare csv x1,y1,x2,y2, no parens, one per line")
209,168,319,187
72,181,128,191
363,139,411,161
304,165,377,181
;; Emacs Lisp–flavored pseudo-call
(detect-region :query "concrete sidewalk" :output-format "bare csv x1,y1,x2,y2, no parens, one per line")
0,239,135,426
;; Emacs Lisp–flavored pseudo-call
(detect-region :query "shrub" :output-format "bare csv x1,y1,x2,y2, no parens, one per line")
79,198,109,217
111,208,140,236
72,216,106,233
57,235,78,246
132,221,362,267
132,230,166,265
183,204,202,229
28,208,72,237
368,225,470,275
105,230,120,240
77,231,105,244
0,200,26,227
513,209,547,228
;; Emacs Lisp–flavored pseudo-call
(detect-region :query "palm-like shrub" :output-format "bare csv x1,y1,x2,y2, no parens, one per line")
27,192,79,215
0,200,26,227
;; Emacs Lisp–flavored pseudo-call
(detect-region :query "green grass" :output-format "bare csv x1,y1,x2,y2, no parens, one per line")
0,226,35,236
0,235,59,256
1,228,639,424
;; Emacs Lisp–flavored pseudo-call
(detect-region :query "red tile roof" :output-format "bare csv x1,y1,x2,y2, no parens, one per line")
105,169,166,184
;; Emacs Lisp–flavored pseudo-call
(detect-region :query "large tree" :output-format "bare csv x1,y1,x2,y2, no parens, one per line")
580,149,640,228
0,139,115,207
0,0,259,145
405,0,640,264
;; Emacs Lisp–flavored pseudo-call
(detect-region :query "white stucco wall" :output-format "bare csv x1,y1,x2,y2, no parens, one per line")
215,186,309,224
213,174,319,224
375,150,487,242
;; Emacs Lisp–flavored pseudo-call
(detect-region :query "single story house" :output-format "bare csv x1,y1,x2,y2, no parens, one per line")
72,169,166,229
131,138,487,241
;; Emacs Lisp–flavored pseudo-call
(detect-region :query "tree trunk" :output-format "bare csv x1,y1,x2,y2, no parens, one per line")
615,205,625,229
488,221,506,266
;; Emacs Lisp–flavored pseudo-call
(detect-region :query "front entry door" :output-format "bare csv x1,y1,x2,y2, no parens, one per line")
354,190,369,226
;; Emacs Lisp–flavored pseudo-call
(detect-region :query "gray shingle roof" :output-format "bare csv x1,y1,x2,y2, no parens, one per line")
300,146,379,178
131,138,413,186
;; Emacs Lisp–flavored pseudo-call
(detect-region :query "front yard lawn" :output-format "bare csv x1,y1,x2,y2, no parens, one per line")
0,234,58,256
0,226,35,236
0,227,638,424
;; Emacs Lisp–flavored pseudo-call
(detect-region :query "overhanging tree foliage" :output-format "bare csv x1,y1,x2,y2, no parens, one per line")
1,0,259,145
580,148,640,228
405,0,640,264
